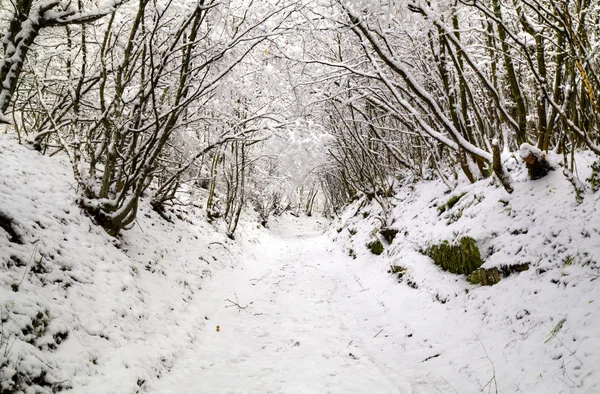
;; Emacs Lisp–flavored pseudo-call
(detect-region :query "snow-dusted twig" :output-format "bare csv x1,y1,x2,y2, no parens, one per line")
250,270,272,282
225,291,252,312
441,377,460,394
16,240,40,290
544,318,566,343
475,333,498,394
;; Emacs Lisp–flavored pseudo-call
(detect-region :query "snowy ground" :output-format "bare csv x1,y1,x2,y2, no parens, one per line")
147,211,600,394
2,133,600,393
330,151,600,394
146,215,454,394
0,135,251,393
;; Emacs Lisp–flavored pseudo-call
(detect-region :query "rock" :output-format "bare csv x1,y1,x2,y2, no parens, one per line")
519,143,552,180
469,268,501,286
425,237,483,275
469,263,530,286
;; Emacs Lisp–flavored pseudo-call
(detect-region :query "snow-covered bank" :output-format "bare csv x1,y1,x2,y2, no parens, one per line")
333,152,600,393
0,135,255,393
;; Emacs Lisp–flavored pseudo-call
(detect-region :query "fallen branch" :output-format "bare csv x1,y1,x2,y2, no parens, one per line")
224,291,252,312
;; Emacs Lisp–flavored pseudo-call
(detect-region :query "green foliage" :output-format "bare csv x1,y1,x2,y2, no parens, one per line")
21,310,50,343
587,161,600,193
1,309,70,393
379,228,399,244
348,249,357,259
389,265,406,280
445,212,462,225
425,237,483,275
438,192,467,215
367,239,384,255
336,228,343,233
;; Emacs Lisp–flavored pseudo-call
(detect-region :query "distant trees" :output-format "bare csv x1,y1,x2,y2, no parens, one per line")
5,0,598,233
4,0,299,236
0,0,125,123
300,0,600,216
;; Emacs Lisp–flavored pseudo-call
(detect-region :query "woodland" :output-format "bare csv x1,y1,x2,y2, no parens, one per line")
1,0,600,393
1,0,599,232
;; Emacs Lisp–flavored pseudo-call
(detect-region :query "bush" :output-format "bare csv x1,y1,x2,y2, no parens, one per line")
587,161,600,193
367,239,384,255
389,265,407,280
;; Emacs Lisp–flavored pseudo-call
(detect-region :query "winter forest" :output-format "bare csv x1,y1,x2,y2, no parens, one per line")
1,0,600,392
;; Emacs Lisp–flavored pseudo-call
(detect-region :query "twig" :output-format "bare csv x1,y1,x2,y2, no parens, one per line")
422,353,441,362
209,242,233,256
475,333,498,394
250,269,272,282
373,329,384,338
441,377,460,394
135,220,145,233
17,240,40,288
544,318,566,343
544,321,583,366
355,276,364,291
224,291,251,312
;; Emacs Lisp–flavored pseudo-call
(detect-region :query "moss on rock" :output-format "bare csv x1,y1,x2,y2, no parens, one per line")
469,268,501,286
469,263,530,286
425,237,483,275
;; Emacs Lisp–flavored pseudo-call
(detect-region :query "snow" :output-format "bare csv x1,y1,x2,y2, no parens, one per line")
0,134,248,393
334,150,600,393
1,134,600,393
147,215,417,393
519,142,545,160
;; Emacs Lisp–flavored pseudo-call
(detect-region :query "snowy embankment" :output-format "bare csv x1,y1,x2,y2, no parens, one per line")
332,151,600,393
0,134,257,393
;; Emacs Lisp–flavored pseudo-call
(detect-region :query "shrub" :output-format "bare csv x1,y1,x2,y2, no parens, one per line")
437,192,467,214
367,239,384,255
348,249,357,259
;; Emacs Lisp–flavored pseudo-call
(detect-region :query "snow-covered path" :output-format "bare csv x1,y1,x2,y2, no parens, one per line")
147,217,428,394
